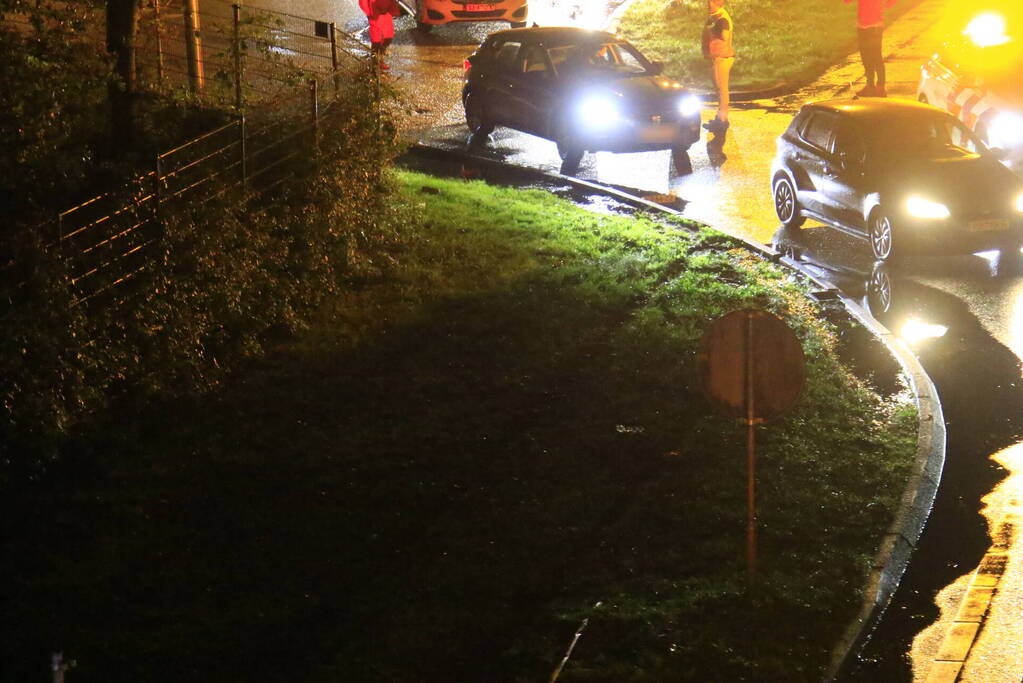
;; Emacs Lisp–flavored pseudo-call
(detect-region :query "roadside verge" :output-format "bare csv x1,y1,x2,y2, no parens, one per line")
405,141,947,681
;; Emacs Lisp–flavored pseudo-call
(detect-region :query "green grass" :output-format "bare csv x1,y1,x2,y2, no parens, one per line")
3,170,917,682
616,0,922,92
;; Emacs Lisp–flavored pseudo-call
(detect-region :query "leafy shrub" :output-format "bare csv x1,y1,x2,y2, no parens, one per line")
0,68,407,478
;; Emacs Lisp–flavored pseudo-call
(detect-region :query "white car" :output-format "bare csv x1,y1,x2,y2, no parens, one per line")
917,12,1023,172
410,0,527,31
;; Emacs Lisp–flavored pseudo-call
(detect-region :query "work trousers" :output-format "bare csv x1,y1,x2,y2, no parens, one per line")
857,26,885,87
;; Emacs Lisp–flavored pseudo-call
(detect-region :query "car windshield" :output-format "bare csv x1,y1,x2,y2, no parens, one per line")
550,40,652,76
865,114,988,159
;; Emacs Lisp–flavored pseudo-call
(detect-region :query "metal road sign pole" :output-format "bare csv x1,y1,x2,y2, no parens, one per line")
745,311,757,582
697,309,806,587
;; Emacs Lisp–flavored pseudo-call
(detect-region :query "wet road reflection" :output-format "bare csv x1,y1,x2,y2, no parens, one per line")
770,227,1023,682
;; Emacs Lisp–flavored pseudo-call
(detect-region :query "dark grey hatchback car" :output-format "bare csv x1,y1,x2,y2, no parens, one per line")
462,27,703,175
771,98,1023,261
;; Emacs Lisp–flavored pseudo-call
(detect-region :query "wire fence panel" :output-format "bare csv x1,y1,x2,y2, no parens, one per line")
134,1,365,109
54,174,160,301
8,2,377,306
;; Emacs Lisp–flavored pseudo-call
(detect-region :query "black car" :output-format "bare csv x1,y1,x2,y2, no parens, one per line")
771,98,1023,261
462,27,703,174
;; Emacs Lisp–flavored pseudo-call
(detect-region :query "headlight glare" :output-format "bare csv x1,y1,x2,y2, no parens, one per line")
963,12,1009,48
1015,192,1023,213
677,94,702,117
988,112,1023,150
577,95,620,130
906,196,951,219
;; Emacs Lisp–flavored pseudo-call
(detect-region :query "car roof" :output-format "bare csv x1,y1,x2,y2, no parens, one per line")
804,98,952,123
484,26,617,46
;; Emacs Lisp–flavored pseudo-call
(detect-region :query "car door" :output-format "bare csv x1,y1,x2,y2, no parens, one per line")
826,118,870,231
795,111,840,216
481,39,524,128
508,43,559,137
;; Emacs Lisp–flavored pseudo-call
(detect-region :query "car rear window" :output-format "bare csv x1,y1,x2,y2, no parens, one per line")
800,112,835,151
492,41,523,73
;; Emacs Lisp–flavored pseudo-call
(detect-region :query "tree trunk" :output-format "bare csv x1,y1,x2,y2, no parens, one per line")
106,0,139,154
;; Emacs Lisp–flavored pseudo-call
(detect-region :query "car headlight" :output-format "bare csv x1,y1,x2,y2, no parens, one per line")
677,94,702,117
963,12,1009,48
906,196,951,219
1016,191,1023,213
577,95,621,130
988,112,1023,150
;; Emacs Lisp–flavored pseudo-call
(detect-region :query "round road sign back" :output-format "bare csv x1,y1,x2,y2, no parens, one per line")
696,309,806,422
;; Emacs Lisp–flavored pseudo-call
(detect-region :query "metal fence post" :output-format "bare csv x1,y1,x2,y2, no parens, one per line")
310,79,319,149
154,154,162,229
329,22,339,97
183,0,205,93
239,115,247,194
154,0,164,86
232,3,242,109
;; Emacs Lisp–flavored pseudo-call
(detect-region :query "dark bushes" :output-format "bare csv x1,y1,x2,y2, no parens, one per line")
1,73,406,478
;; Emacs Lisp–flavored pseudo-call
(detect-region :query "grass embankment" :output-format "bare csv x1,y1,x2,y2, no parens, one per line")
616,0,923,93
5,170,916,682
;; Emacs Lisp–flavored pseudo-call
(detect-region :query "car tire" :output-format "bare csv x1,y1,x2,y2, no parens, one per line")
464,92,494,140
510,21,527,28
671,145,693,175
415,18,432,32
773,176,805,229
869,208,896,261
864,261,894,317
557,137,584,175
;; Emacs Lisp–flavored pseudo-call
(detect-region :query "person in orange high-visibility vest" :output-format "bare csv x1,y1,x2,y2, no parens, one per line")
845,0,896,97
702,0,735,134
359,0,401,70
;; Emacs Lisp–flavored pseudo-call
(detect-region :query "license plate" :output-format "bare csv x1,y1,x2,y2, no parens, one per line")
969,218,1009,232
464,3,495,10
640,126,677,143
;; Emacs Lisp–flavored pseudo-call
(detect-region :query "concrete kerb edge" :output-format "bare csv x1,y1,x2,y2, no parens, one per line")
403,141,946,681
820,296,946,682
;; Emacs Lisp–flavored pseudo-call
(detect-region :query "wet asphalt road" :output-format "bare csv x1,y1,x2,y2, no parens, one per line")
250,0,1023,678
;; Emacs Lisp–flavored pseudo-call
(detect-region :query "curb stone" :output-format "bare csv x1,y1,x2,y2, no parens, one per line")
402,142,947,681
781,263,946,682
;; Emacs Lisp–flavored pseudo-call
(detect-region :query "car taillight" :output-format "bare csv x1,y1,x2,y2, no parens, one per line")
463,59,472,71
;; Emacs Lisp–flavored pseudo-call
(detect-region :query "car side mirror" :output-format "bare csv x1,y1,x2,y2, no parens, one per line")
648,61,664,76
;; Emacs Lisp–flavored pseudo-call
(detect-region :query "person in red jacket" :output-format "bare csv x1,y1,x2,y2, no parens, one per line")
845,0,896,97
359,0,401,71
701,0,735,134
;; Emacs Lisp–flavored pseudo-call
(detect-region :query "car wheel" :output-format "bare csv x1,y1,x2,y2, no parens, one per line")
464,92,494,140
671,145,693,175
773,176,805,229
865,261,894,317
869,209,896,261
557,137,584,175
510,20,527,28
415,18,432,32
